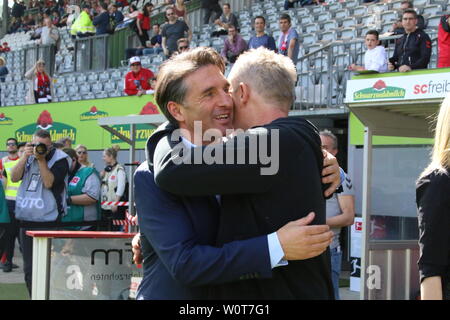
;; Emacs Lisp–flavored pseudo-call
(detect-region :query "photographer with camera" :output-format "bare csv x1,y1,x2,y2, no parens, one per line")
10,129,71,297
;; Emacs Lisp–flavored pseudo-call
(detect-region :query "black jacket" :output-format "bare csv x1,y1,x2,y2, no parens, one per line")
389,28,432,70
154,116,334,299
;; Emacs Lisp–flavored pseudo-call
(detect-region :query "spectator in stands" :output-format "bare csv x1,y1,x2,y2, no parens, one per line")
115,0,129,8
109,4,124,25
39,17,60,46
201,0,222,25
135,2,153,47
284,0,300,10
277,13,299,64
0,57,8,83
248,16,276,51
24,14,36,30
52,9,62,26
399,1,425,30
124,56,155,96
30,19,44,40
221,25,247,65
437,14,450,68
211,2,239,37
161,7,191,57
174,37,189,55
70,4,95,38
8,17,23,34
93,2,110,35
0,57,5,104
388,9,431,72
125,24,163,58
75,144,95,168
66,4,81,28
12,0,26,19
0,43,11,53
100,145,127,231
348,30,388,73
125,4,139,20
24,59,54,104
172,0,188,23
143,23,163,55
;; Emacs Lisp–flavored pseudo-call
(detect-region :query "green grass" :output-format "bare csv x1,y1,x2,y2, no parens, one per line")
0,283,29,300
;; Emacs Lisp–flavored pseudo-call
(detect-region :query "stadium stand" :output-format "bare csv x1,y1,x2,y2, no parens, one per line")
0,0,447,109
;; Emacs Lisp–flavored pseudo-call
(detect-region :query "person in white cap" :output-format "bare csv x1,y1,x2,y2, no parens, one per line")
124,56,155,96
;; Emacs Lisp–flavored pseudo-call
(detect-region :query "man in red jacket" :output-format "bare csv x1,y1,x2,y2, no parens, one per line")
124,56,155,96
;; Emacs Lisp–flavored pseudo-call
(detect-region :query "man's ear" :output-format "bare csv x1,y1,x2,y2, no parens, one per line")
238,82,250,106
166,101,185,122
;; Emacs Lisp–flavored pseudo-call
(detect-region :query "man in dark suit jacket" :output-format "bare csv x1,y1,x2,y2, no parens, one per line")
153,47,336,299
133,47,338,299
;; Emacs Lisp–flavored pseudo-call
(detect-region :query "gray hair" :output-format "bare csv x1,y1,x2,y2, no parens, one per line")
319,129,338,149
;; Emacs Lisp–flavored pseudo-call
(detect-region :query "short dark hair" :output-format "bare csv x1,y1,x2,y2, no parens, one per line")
223,3,230,9
177,37,189,46
402,8,417,19
279,13,291,24
33,129,51,140
6,137,18,145
18,142,26,148
254,16,266,24
366,29,379,40
156,47,225,124
100,2,108,10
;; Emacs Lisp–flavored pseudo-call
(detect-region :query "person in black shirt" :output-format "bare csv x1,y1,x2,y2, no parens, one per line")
388,9,431,72
416,95,450,300
153,47,338,299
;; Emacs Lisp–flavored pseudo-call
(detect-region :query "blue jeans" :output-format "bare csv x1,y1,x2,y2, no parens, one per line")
330,247,342,300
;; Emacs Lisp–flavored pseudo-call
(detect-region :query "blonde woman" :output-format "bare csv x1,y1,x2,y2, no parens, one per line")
416,94,450,300
75,144,94,168
24,59,54,104
100,145,127,231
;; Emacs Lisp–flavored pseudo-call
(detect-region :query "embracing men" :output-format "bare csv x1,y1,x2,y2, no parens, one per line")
134,47,340,300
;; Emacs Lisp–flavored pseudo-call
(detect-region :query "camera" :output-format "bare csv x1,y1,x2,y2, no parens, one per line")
31,143,48,155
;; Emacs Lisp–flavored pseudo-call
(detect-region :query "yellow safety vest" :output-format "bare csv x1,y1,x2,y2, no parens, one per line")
3,158,21,201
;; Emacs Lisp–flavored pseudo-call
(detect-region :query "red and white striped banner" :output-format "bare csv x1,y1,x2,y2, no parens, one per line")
112,210,138,232
101,201,129,206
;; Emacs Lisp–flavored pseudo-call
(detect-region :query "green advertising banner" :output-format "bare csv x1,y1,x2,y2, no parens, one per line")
349,113,434,146
0,95,163,151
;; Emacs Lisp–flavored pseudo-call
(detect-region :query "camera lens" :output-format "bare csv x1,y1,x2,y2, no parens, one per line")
35,143,47,155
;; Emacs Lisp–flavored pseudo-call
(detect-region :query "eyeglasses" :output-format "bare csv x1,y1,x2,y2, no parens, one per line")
131,63,141,67
6,142,17,146
77,151,88,155
178,46,188,50
166,12,174,16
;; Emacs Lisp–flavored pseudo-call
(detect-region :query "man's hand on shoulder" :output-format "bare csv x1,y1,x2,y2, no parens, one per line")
277,212,333,260
321,150,340,197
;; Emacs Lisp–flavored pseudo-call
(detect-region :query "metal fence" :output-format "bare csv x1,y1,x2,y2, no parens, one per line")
294,31,438,110
74,34,109,72
23,44,57,76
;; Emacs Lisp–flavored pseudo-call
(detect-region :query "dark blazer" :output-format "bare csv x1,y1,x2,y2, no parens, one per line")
154,116,335,299
134,126,272,300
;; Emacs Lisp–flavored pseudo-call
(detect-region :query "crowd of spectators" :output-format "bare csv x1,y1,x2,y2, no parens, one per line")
1,0,449,109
